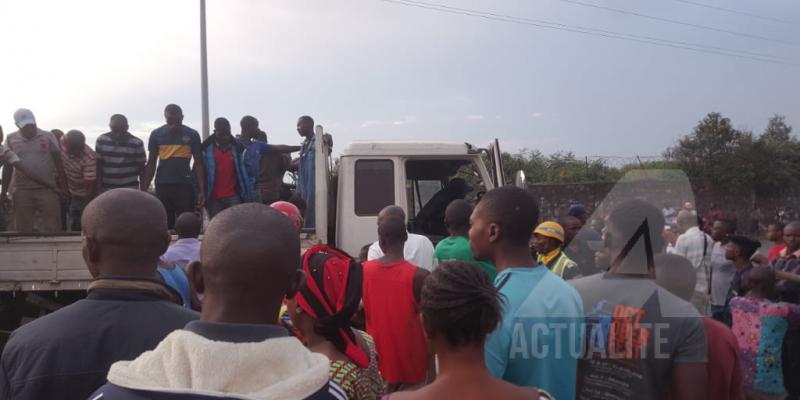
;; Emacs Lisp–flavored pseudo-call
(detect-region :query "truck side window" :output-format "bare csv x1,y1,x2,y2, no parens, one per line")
355,159,395,216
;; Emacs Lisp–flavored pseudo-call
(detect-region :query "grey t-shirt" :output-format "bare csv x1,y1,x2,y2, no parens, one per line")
5,129,59,190
570,273,707,400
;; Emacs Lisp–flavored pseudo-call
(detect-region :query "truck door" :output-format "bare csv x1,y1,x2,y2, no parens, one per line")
487,138,505,187
335,157,399,257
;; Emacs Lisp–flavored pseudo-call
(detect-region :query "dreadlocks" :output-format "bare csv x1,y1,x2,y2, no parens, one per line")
421,261,504,347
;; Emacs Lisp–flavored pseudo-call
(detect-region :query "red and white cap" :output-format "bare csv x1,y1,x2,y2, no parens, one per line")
270,201,302,231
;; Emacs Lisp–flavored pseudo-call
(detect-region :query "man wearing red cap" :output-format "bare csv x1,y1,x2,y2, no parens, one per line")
271,201,303,232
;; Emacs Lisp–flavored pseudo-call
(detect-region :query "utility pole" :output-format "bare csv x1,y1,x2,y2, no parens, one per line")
200,0,210,139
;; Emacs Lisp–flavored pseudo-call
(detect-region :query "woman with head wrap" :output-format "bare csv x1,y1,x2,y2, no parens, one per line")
287,245,385,400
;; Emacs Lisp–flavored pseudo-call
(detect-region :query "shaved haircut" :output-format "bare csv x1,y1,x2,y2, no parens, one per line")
175,212,202,239
110,114,127,124
676,210,697,228
477,186,539,246
81,188,170,272
379,205,406,223
240,115,258,128
200,203,300,298
445,199,473,231
379,216,408,246
214,117,231,131
164,104,183,115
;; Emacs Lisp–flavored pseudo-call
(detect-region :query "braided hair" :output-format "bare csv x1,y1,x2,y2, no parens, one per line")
421,261,504,347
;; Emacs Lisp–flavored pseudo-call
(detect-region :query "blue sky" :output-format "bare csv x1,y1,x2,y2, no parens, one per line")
1,0,797,158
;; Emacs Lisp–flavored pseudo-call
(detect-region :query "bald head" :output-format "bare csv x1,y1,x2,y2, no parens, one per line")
195,203,301,322
378,205,406,226
82,189,170,277
676,210,697,231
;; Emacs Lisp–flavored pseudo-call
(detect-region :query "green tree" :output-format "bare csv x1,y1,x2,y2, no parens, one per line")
754,115,798,194
665,112,745,190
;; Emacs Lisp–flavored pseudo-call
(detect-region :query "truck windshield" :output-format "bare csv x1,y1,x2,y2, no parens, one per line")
406,159,486,239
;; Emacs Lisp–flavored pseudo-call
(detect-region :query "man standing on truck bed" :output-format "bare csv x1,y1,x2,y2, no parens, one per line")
202,118,248,218
142,104,206,230
61,130,97,231
0,125,21,231
0,188,198,400
239,116,299,204
294,115,317,228
95,114,147,192
1,108,68,233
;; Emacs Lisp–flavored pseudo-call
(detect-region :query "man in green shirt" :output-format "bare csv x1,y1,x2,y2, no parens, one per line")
434,199,496,280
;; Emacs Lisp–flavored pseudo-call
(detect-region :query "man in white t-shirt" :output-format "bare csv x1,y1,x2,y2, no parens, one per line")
669,210,712,314
367,205,436,270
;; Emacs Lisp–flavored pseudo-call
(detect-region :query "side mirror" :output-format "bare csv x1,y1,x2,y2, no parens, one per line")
513,170,526,188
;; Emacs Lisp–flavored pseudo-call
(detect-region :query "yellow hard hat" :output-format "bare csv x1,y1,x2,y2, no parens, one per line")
534,221,565,243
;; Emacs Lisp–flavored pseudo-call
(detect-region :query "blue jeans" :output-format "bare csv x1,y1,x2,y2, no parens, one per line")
68,195,90,232
206,196,240,219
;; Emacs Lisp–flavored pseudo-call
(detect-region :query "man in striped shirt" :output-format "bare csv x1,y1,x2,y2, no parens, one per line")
95,114,146,192
61,130,96,231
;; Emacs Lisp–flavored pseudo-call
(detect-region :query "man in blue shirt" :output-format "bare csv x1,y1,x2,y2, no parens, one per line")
469,186,584,400
294,115,317,228
239,116,299,202
142,104,205,229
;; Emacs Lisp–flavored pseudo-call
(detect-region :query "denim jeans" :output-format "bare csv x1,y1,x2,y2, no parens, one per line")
206,196,241,219
68,195,90,232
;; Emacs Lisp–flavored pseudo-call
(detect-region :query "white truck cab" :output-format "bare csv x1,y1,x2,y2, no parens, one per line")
311,136,505,257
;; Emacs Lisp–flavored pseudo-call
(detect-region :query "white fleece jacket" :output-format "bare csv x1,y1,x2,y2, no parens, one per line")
106,329,332,400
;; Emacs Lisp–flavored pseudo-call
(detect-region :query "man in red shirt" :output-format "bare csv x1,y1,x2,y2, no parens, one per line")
362,212,430,392
767,222,787,263
654,253,745,400
201,118,249,219
61,130,97,231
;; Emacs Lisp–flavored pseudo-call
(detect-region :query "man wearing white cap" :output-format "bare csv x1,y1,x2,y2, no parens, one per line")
1,109,68,232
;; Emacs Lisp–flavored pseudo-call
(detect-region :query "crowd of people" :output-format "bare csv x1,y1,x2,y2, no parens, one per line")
1,107,800,399
0,106,321,233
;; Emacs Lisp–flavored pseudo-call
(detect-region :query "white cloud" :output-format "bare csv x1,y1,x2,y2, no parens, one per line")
532,112,544,118
465,114,485,121
361,116,417,128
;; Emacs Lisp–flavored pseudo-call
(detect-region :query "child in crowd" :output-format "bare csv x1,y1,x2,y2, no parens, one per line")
731,267,800,400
